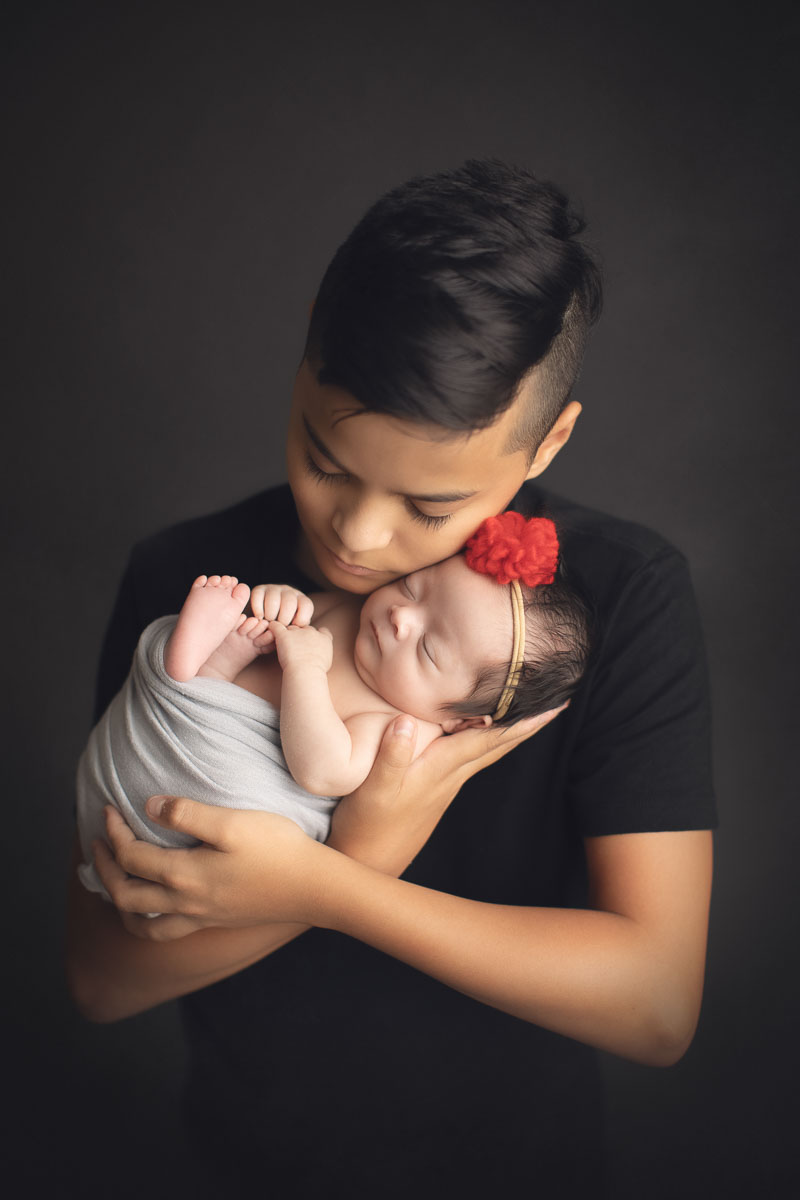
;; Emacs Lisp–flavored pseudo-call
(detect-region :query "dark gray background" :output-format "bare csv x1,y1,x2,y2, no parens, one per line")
4,1,797,1195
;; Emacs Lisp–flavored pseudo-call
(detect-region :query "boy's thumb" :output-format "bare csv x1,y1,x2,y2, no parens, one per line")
145,794,228,846
377,716,417,774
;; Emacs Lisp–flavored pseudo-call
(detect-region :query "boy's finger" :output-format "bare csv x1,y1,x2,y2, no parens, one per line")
92,839,175,914
145,793,235,850
420,702,568,776
103,804,137,848
120,910,201,941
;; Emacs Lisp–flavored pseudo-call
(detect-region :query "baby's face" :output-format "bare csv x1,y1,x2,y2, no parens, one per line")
354,554,513,727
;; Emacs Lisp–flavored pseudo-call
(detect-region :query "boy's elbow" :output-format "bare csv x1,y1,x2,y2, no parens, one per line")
65,962,123,1024
65,936,137,1024
638,1022,695,1067
636,990,702,1067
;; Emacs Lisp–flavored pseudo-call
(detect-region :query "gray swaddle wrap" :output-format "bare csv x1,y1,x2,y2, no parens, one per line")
76,615,337,898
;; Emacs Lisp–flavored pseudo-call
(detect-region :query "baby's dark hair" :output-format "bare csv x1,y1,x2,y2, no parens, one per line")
448,563,592,726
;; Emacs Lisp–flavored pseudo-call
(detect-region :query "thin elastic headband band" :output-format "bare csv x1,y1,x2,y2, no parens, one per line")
493,579,525,721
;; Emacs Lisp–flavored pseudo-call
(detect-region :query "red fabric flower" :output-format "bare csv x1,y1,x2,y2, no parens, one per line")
464,512,559,587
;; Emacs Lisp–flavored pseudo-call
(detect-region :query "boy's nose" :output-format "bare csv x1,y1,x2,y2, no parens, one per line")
332,497,392,554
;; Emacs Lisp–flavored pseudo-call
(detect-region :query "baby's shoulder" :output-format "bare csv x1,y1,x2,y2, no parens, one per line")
344,708,443,761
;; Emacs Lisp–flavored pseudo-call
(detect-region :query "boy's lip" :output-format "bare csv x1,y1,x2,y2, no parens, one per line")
327,548,385,577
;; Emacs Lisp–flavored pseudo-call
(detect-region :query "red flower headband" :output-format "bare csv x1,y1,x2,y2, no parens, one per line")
463,512,559,721
464,511,559,587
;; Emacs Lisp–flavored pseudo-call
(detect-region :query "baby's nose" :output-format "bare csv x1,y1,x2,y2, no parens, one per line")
390,604,415,639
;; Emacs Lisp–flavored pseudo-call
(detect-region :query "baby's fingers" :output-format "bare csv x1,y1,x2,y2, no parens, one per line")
274,589,314,627
252,584,289,621
289,590,314,627
249,583,268,619
276,591,302,626
251,585,313,627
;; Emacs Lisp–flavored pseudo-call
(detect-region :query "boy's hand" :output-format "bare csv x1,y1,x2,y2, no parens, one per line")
270,621,334,674
250,584,314,627
94,802,329,938
329,704,568,875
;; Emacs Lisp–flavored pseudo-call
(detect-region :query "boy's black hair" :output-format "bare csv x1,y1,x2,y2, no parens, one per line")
304,158,602,454
446,564,593,726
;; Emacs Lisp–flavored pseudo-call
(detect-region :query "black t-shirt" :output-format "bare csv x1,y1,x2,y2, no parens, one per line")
93,482,715,1199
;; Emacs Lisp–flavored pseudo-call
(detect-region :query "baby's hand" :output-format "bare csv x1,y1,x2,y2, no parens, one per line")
270,622,334,675
250,584,314,627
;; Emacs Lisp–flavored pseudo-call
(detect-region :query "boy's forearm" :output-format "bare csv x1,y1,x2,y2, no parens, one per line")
65,844,308,1022
302,837,710,1067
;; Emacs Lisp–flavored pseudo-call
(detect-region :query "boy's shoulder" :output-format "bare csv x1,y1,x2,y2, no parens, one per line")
519,483,681,563
132,484,295,567
517,484,697,623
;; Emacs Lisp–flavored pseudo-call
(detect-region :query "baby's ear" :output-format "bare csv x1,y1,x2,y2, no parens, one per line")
440,714,493,734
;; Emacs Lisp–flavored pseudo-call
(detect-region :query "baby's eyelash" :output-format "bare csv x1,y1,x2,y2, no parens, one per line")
407,504,452,530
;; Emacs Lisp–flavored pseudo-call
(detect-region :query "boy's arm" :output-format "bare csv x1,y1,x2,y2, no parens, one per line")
95,774,712,1065
318,826,712,1067
65,711,558,1021
65,836,309,1023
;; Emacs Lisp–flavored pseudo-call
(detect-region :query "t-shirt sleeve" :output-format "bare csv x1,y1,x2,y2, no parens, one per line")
567,548,716,835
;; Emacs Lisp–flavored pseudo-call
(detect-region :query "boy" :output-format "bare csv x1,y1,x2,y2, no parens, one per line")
66,160,715,1197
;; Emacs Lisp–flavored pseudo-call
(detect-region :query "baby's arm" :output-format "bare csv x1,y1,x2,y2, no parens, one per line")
271,622,389,796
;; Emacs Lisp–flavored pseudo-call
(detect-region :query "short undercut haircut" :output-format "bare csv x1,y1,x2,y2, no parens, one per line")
304,158,602,453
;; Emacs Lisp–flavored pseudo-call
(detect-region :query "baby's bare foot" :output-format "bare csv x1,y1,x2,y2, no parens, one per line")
198,614,278,682
164,575,251,682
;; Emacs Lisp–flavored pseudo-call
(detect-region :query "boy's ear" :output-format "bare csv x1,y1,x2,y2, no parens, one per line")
440,713,494,734
525,400,582,481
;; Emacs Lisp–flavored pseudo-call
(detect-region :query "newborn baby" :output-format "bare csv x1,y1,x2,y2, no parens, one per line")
77,514,589,897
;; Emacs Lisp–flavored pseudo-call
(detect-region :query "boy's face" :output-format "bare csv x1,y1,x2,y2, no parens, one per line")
287,361,575,595
354,554,512,727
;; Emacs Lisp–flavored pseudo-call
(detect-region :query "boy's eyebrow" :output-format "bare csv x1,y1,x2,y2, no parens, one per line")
302,415,478,504
304,416,350,473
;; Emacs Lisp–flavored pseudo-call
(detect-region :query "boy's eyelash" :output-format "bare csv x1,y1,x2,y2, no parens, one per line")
407,505,452,529
305,450,452,529
304,452,345,485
